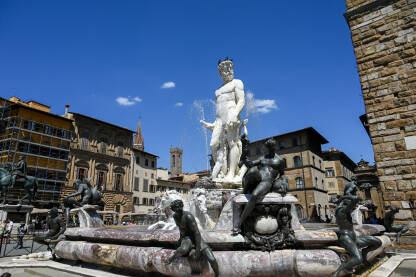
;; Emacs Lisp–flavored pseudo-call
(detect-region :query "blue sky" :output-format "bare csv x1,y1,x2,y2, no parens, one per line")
0,1,373,172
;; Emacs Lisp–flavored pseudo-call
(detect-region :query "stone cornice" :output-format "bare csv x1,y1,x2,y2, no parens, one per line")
344,0,400,22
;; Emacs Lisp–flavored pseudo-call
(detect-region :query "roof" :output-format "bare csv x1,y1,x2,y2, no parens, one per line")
132,147,159,158
322,149,356,170
251,127,329,145
0,97,73,123
70,112,135,133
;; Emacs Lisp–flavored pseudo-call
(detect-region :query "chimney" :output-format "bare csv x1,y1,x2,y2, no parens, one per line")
65,104,70,115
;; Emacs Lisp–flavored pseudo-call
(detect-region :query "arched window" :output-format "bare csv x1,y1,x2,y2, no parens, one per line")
172,155,176,167
296,177,304,189
294,156,302,167
312,156,315,166
283,158,287,169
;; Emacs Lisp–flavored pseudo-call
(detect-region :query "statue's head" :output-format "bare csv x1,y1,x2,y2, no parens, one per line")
218,58,234,83
264,138,276,152
170,199,184,213
18,155,25,161
49,207,58,217
351,175,357,182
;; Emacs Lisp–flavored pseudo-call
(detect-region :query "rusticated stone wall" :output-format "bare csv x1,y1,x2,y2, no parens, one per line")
345,0,416,225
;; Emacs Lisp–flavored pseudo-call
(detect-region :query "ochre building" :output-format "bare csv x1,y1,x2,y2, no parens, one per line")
0,97,72,207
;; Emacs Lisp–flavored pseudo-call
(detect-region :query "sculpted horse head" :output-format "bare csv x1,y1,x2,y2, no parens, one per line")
153,190,188,218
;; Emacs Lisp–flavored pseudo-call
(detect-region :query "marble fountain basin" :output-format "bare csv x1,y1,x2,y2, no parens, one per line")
55,224,391,277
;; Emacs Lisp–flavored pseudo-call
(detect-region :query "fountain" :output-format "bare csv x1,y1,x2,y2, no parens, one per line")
49,59,393,277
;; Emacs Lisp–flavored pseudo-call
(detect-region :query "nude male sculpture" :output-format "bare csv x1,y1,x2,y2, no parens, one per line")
383,205,409,244
165,199,219,277
201,58,245,183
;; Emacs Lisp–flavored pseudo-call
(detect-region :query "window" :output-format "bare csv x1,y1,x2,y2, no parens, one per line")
315,177,318,186
296,177,304,189
329,182,335,188
143,179,149,192
99,142,107,154
293,156,302,167
114,173,123,192
133,197,139,205
150,185,155,193
283,158,287,169
365,189,371,200
279,141,285,149
151,173,154,179
149,199,154,206
142,198,148,205
326,168,335,177
135,157,140,164
292,138,298,147
172,155,176,167
134,177,140,191
97,171,106,186
151,161,155,168
312,156,315,166
81,138,89,150
117,146,123,157
77,168,87,181
115,205,121,213
319,160,322,169
145,159,149,166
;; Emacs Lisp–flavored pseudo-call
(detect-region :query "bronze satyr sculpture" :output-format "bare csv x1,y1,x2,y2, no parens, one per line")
62,178,104,226
234,137,285,234
165,199,219,277
331,194,382,277
34,207,66,244
383,205,409,244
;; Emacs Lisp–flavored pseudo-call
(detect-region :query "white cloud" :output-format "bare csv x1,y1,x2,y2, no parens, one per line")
116,96,142,106
246,91,278,115
161,81,176,89
175,102,183,107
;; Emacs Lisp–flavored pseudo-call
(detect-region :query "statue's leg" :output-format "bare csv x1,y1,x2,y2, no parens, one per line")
357,235,382,264
332,234,361,277
391,225,409,244
11,174,16,189
237,181,271,231
1,185,6,204
202,248,219,277
226,127,239,179
166,238,192,264
210,122,222,159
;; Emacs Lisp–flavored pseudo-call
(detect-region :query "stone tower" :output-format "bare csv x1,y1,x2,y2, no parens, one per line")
133,119,144,151
170,147,183,177
345,0,416,223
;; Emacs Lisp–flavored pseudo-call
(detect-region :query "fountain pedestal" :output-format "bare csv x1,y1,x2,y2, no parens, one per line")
0,204,33,225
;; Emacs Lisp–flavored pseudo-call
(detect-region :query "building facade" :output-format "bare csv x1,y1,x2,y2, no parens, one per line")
0,97,72,207
131,148,158,213
62,111,134,215
345,0,416,223
248,127,330,220
322,148,356,198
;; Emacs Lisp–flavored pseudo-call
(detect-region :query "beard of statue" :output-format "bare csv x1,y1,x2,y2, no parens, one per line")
218,61,234,83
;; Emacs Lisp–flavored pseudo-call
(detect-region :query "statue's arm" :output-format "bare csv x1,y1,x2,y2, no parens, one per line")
234,80,245,116
66,185,83,198
187,214,201,255
200,120,215,131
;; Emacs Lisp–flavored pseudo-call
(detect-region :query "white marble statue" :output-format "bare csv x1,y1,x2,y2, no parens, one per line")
148,189,215,231
148,190,187,230
200,58,247,184
189,188,216,230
